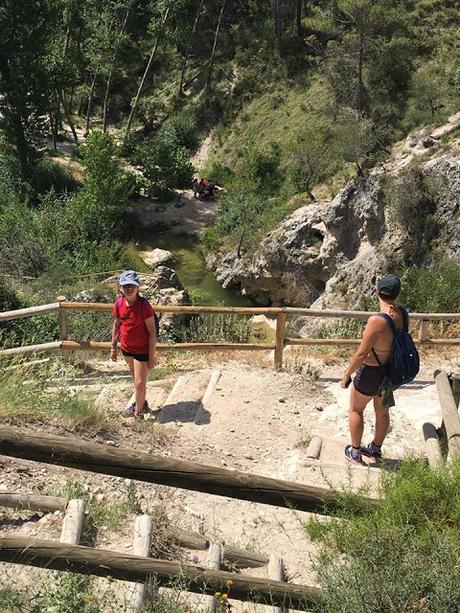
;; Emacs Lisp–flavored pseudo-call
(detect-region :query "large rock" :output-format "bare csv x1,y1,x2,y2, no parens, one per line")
210,120,460,311
138,248,173,269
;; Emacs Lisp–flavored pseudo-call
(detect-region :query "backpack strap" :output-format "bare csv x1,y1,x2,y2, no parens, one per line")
375,311,399,337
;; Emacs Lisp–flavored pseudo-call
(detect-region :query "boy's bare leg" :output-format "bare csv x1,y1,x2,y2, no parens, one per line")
349,386,371,448
123,355,135,379
373,395,390,447
133,360,149,414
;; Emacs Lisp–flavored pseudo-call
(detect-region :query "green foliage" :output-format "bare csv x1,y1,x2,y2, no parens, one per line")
399,259,460,313
69,130,134,242
287,126,329,197
0,357,110,433
239,140,281,195
334,108,381,174
306,459,460,612
30,157,79,196
178,313,252,344
384,165,440,265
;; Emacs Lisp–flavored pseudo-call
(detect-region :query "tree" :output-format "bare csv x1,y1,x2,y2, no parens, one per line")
0,0,58,179
334,107,379,176
68,130,134,241
323,0,414,124
216,192,266,258
287,127,328,200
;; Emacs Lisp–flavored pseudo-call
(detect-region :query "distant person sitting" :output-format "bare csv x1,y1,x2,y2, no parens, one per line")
192,178,200,198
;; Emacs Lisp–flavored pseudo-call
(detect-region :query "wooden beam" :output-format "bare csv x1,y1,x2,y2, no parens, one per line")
422,423,443,469
274,312,286,370
0,492,66,513
60,499,86,545
0,537,322,609
268,554,284,613
286,337,460,347
305,436,322,459
451,373,460,410
0,426,379,515
62,341,275,352
60,302,282,315
434,370,460,459
0,341,61,356
0,303,59,322
171,528,269,568
131,514,153,610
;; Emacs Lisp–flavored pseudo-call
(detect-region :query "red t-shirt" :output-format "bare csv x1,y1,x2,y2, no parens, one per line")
113,296,155,354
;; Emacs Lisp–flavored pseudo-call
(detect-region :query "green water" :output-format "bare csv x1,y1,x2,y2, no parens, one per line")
131,231,254,307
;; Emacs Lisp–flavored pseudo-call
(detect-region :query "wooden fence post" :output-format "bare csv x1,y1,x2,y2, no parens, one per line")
57,296,69,363
451,372,460,410
274,312,286,370
434,370,460,459
418,320,429,341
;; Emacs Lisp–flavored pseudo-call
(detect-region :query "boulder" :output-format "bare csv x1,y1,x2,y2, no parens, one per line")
138,248,173,269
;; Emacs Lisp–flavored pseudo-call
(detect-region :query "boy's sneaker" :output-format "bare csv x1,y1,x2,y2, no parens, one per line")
361,441,382,461
344,444,365,465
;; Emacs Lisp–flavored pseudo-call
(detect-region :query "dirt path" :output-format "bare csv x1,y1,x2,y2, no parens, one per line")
1,347,457,611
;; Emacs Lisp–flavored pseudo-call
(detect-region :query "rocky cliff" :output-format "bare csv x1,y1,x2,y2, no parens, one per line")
210,112,460,310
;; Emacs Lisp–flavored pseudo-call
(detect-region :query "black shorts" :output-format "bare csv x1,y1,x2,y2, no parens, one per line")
353,364,388,397
122,350,149,362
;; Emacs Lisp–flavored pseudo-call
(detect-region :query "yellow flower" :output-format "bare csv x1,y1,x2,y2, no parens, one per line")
226,579,234,587
221,593,228,600
215,592,221,597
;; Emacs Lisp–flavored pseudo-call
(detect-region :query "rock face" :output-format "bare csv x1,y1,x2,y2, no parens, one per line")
210,116,460,309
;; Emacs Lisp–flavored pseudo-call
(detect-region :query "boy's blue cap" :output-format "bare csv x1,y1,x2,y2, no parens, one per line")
119,270,140,286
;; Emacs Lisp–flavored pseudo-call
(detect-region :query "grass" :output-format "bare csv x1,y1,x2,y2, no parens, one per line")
0,356,111,434
305,459,460,612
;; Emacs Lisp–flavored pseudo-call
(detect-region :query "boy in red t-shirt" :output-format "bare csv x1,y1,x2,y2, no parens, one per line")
111,271,158,418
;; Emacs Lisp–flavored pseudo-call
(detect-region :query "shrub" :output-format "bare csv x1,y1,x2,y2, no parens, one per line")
384,166,439,265
399,259,460,312
30,157,79,196
306,459,460,612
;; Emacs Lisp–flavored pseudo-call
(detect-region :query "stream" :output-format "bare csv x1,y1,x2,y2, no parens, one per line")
130,230,253,307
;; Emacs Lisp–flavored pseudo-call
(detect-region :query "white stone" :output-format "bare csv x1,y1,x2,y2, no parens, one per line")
138,248,173,269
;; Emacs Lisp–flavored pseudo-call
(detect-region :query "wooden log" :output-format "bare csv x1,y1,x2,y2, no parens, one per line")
418,320,429,341
0,341,61,357
0,536,322,609
171,528,269,568
451,373,460,410
305,436,322,459
0,303,59,322
57,296,69,364
0,425,379,515
131,514,153,611
422,423,443,469
286,337,460,347
62,341,275,352
0,492,66,513
205,541,222,613
434,370,460,459
60,302,283,315
274,312,287,370
267,554,284,613
59,301,460,320
60,499,86,545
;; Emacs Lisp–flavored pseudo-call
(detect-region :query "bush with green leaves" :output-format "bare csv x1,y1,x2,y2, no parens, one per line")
384,165,439,265
68,130,134,243
399,259,460,313
306,459,460,613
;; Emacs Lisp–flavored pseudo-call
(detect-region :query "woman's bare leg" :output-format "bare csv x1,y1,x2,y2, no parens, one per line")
373,395,390,447
349,386,371,448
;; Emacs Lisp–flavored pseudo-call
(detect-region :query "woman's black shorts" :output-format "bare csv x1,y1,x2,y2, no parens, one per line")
122,350,149,362
353,364,388,397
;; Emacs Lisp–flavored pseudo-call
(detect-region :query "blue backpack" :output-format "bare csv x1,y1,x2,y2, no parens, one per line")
373,308,420,388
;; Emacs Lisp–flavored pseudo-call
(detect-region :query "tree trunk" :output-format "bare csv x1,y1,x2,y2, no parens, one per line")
296,0,303,38
124,7,170,142
49,112,57,150
237,227,246,258
179,0,204,96
274,0,283,59
206,0,226,89
102,8,130,132
84,73,97,136
58,90,78,144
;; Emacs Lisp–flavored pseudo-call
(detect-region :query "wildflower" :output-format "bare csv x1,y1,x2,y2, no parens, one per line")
226,579,234,587
215,592,221,597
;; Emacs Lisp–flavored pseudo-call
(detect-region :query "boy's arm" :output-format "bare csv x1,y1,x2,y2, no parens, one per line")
145,316,157,369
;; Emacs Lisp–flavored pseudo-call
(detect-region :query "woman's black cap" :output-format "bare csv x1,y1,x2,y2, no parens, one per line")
378,274,401,299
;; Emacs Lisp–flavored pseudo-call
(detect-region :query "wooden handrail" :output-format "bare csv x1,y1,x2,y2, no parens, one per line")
0,425,380,514
0,536,322,608
0,303,59,322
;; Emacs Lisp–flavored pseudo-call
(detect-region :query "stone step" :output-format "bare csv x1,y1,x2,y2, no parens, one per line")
157,370,216,424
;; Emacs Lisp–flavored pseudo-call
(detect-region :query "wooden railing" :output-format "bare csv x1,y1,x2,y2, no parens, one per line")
1,300,460,369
